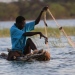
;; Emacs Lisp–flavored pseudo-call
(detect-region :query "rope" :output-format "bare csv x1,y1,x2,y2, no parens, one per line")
47,9,75,49
43,11,50,51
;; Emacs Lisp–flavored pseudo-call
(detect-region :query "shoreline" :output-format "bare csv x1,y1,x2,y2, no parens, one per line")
0,26,75,37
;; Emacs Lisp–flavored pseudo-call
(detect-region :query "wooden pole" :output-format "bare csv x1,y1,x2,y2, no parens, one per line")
47,9,75,49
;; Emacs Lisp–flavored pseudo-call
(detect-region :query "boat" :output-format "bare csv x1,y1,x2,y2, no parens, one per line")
0,49,50,61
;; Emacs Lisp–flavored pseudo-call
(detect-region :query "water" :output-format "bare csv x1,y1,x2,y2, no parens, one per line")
0,19,75,29
0,36,75,75
0,19,75,75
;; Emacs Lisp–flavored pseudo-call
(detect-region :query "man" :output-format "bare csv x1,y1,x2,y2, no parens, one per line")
10,6,48,56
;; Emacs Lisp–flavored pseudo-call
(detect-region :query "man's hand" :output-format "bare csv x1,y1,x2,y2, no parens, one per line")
42,6,48,12
39,32,46,38
35,6,48,25
39,32,48,44
45,38,48,44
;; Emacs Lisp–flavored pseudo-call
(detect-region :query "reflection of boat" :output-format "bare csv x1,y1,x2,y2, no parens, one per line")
0,50,50,61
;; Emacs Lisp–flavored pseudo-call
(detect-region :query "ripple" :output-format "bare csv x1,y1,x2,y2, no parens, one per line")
0,37,75,75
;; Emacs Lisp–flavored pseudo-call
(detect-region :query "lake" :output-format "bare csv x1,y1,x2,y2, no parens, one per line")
0,19,75,29
0,19,75,75
0,36,75,75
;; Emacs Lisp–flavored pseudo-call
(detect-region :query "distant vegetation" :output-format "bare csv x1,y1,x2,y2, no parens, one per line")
0,28,10,37
0,0,75,20
0,27,75,37
32,27,75,37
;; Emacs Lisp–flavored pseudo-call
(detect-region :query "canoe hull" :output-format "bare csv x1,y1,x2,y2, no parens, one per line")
0,50,50,61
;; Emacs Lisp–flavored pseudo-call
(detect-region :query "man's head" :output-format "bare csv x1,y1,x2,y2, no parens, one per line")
16,16,25,29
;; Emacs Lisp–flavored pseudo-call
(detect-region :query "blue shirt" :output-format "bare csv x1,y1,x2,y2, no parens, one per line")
10,21,35,52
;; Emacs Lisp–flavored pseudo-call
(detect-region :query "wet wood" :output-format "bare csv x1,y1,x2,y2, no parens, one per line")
0,50,50,61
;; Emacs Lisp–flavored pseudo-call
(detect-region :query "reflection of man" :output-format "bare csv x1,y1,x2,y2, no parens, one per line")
10,6,48,55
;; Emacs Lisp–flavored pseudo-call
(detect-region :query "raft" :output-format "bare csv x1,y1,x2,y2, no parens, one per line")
0,49,50,61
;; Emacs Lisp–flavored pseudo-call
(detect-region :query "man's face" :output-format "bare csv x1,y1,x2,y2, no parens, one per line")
18,20,26,29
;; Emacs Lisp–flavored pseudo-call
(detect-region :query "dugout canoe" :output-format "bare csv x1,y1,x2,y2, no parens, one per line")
0,50,50,61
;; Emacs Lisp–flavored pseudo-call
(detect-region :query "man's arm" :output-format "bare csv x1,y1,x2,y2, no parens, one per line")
23,32,47,39
23,32,40,36
35,6,48,25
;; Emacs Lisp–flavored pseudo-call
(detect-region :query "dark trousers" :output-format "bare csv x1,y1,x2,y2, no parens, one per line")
23,38,37,55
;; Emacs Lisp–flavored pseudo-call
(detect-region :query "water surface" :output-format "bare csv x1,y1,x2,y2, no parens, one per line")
0,19,75,29
0,36,75,75
0,19,75,75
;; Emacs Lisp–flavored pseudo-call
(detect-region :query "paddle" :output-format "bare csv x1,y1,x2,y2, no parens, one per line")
47,9,75,49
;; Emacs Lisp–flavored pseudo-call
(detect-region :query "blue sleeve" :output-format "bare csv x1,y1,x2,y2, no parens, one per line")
10,27,24,39
24,21,35,32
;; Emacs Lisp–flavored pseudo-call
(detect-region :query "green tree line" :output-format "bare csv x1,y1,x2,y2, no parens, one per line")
0,0,75,20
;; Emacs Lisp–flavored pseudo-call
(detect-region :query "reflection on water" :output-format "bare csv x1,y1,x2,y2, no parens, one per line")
0,36,75,75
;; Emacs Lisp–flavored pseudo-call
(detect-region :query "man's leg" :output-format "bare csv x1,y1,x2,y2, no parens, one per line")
23,38,37,55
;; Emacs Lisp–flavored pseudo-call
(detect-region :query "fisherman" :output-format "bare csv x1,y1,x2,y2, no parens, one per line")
9,6,48,58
